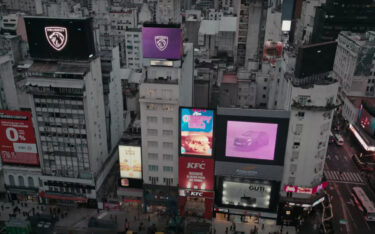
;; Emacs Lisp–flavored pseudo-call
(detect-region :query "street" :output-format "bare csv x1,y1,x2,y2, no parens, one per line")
325,132,375,234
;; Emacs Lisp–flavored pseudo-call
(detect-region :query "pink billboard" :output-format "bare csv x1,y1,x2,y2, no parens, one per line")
225,121,278,160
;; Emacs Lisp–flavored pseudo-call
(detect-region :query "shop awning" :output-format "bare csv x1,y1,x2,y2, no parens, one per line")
7,187,38,195
39,191,88,202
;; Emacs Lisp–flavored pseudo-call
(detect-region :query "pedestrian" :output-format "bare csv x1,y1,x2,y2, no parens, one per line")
230,225,233,231
262,223,264,230
225,227,228,234
134,215,136,221
214,228,216,234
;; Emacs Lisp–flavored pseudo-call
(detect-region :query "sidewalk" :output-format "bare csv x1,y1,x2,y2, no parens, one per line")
212,218,296,234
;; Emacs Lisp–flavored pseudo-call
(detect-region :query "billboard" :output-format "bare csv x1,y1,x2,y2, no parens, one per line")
179,157,214,190
222,180,272,209
142,26,182,59
284,181,328,194
24,17,96,60
119,146,142,179
180,108,214,156
263,41,283,64
359,104,375,137
0,110,39,165
294,41,337,78
225,121,278,160
215,108,289,165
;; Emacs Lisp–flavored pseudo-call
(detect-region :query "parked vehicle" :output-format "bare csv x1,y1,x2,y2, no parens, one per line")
334,134,344,146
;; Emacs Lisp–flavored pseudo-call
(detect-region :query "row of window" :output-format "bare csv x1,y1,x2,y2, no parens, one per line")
147,116,173,124
148,165,174,172
147,129,173,136
147,141,174,149
149,176,173,186
148,153,173,161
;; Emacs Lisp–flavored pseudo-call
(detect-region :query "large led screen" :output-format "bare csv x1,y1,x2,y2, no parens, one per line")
179,157,214,190
180,108,214,156
119,146,142,179
225,121,278,160
24,17,96,60
359,104,375,137
0,110,39,165
142,26,182,59
222,180,272,209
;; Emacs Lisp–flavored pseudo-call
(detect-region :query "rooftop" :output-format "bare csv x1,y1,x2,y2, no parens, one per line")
28,61,89,75
347,96,375,109
339,31,375,47
222,73,237,84
199,16,237,35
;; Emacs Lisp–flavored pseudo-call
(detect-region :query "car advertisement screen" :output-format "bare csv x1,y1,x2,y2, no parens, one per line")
119,146,142,179
180,108,214,156
222,180,272,209
179,157,214,190
24,17,96,60
142,26,182,59
225,121,278,160
0,110,39,165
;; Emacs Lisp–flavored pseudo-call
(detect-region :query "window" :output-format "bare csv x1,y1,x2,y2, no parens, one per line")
162,117,173,124
295,124,303,135
147,141,158,148
297,112,305,118
291,151,299,161
149,176,158,184
293,142,300,149
263,86,267,90
298,95,310,105
164,178,173,186
147,129,158,136
163,142,173,149
148,153,158,160
262,94,266,98
18,176,25,187
162,130,173,136
28,177,34,187
288,177,295,184
290,164,297,173
9,175,15,186
148,165,158,171
163,166,173,172
264,78,268,82
163,154,173,161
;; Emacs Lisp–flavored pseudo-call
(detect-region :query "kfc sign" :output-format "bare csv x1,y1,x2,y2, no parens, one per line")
284,181,328,194
179,189,214,198
187,162,205,169
179,157,214,190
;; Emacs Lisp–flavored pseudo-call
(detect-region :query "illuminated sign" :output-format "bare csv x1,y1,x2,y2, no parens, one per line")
178,157,214,190
349,124,375,151
44,27,68,51
0,110,39,165
142,27,182,59
119,146,142,179
180,108,214,156
284,181,328,194
222,180,272,209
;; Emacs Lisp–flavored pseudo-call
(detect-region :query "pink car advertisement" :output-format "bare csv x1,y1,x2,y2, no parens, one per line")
225,121,278,160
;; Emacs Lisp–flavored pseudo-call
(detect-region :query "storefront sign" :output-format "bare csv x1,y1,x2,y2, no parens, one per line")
179,157,214,190
284,181,328,194
222,180,272,209
179,189,214,198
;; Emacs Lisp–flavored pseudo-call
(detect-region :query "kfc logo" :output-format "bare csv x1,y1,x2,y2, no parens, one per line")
45,27,68,51
187,162,205,169
190,191,203,197
284,186,296,193
154,35,168,51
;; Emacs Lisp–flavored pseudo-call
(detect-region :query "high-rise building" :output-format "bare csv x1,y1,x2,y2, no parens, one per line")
20,17,119,206
0,55,18,110
139,24,193,212
125,29,143,70
156,0,181,24
294,0,375,45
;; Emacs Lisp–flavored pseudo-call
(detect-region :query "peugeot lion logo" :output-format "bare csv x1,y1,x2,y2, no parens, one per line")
44,27,68,51
154,35,168,51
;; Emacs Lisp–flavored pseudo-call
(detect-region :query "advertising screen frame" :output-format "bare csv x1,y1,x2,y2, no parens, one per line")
142,24,182,60
178,156,214,191
0,110,39,166
179,107,215,158
215,176,280,212
215,108,289,166
119,145,142,179
24,17,96,61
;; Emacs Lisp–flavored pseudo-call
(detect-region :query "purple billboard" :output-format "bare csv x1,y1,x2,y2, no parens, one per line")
225,121,278,160
142,27,182,59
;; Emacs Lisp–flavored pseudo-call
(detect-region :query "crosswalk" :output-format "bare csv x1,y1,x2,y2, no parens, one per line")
324,170,364,184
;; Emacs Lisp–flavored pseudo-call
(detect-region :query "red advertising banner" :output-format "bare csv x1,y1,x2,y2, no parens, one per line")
284,181,328,194
0,110,39,165
178,157,214,190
